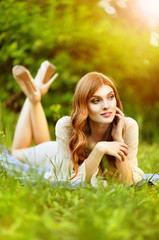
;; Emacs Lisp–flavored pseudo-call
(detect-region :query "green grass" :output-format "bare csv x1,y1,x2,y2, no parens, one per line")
0,142,159,240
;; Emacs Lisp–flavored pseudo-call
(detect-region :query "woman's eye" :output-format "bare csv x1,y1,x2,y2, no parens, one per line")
91,98,100,103
108,94,115,100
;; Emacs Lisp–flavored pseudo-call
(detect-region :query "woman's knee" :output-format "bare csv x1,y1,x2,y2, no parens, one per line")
11,148,25,163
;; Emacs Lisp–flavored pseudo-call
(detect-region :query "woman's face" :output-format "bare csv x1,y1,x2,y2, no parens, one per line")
87,85,117,125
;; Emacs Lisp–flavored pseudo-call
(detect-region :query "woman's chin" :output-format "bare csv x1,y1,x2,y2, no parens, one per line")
100,115,115,123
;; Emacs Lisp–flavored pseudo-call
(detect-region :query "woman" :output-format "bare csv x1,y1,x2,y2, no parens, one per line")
11,61,144,187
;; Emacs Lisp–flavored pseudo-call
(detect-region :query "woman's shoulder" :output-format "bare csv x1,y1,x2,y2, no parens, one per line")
55,116,73,137
56,116,72,127
124,116,138,129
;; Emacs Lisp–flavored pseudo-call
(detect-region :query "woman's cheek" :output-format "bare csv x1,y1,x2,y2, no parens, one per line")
111,99,117,109
90,104,100,113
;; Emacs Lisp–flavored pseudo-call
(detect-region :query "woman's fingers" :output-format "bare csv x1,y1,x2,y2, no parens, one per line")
119,142,128,149
116,153,123,162
119,143,128,156
114,113,124,128
115,142,128,161
119,150,127,161
115,150,127,162
116,107,124,117
115,114,125,125
120,146,128,156
115,113,124,119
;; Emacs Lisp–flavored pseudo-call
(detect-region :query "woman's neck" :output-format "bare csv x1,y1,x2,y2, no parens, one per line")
89,120,110,143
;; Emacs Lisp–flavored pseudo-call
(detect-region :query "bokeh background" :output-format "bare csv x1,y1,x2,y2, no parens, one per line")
1,0,159,145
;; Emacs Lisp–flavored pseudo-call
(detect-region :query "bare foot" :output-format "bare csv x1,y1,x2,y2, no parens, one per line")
12,65,41,103
35,60,59,96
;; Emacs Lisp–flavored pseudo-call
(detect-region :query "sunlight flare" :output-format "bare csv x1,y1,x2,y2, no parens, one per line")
138,0,159,18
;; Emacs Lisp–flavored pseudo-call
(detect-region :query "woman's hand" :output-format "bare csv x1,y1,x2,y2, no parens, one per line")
111,107,125,142
96,141,128,162
85,140,128,182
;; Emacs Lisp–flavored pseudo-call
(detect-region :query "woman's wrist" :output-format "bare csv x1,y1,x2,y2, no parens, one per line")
95,142,106,157
113,137,124,143
115,157,134,185
85,142,105,182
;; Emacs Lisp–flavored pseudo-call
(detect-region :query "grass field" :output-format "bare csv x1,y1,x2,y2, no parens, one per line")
0,142,159,240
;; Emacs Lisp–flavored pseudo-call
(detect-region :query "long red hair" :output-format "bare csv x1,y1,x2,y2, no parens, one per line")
69,72,123,179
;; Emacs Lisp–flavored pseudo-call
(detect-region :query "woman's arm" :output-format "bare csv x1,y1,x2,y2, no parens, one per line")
115,155,134,185
85,107,135,186
85,141,128,183
111,108,143,185
111,107,135,185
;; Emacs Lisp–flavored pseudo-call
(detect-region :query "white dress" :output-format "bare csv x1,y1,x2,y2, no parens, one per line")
24,116,144,187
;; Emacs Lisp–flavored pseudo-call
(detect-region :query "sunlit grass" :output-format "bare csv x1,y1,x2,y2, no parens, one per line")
0,166,159,240
0,137,159,239
138,142,159,173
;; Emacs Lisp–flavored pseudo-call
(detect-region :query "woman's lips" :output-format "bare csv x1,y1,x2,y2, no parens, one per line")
101,112,112,117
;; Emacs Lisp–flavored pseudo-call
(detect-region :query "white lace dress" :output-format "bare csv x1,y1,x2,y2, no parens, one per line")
23,116,144,187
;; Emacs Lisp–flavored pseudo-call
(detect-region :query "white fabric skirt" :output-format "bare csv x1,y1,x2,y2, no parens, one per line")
23,141,57,169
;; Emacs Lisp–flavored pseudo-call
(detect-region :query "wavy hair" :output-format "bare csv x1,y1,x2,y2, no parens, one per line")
69,72,123,180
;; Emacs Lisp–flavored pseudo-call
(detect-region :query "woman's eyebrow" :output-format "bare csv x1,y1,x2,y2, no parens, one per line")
90,95,100,98
91,91,114,98
107,90,114,95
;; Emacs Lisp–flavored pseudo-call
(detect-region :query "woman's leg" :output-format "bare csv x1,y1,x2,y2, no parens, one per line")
12,98,35,150
11,63,58,162
12,98,50,150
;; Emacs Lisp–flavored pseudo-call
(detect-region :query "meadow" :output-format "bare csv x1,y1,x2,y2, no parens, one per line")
1,125,159,240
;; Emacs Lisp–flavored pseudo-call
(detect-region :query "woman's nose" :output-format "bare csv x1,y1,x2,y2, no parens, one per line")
102,100,109,109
